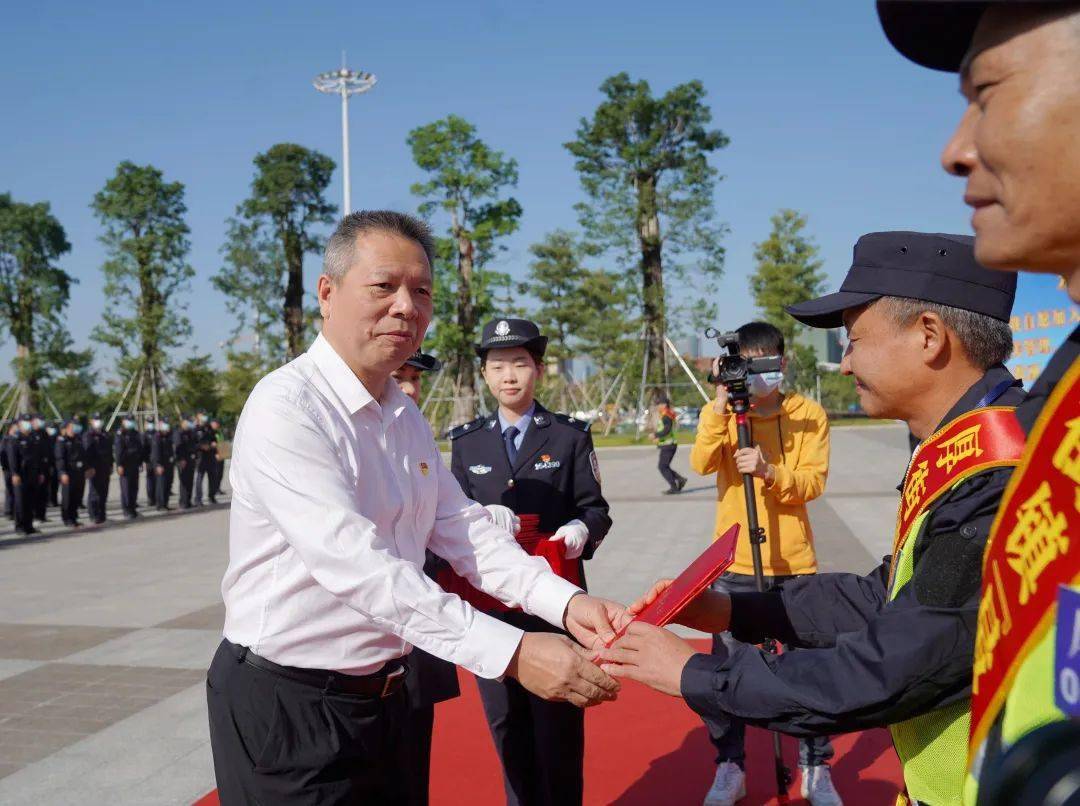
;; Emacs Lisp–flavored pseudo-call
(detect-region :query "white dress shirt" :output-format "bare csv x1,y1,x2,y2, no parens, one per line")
222,334,581,678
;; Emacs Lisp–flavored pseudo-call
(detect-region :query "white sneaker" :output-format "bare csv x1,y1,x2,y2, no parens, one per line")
704,761,746,806
800,764,843,806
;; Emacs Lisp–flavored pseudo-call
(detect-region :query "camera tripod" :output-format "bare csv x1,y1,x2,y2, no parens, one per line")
730,391,794,802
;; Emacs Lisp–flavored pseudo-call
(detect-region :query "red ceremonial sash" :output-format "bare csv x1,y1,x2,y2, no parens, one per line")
969,359,1080,763
890,407,1027,589
436,513,582,613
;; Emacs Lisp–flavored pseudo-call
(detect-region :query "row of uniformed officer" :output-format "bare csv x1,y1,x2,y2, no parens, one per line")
448,318,612,806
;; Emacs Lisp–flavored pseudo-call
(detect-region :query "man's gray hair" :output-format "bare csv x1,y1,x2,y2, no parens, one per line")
877,296,1014,369
323,210,436,283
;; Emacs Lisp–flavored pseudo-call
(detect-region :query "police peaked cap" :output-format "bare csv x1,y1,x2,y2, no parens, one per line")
475,318,548,358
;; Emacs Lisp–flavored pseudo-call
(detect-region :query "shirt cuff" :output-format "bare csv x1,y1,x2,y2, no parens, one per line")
681,652,726,718
524,572,582,628
455,610,525,680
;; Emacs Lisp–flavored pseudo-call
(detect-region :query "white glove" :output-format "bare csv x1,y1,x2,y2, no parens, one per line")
485,504,521,537
549,519,590,560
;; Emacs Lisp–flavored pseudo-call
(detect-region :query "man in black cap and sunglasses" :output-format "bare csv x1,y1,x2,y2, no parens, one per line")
876,3,1080,803
601,232,1025,806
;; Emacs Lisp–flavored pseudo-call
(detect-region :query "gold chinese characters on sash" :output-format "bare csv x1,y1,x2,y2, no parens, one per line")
969,360,1080,766
890,407,1026,588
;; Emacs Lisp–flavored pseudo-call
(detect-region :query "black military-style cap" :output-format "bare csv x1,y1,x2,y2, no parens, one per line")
787,231,1016,329
876,1,1074,72
475,318,548,358
404,351,442,372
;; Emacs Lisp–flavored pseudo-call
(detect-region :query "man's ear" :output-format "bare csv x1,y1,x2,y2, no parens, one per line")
919,311,949,364
317,274,333,319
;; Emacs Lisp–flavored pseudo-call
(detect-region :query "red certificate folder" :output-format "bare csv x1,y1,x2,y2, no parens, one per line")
612,523,739,641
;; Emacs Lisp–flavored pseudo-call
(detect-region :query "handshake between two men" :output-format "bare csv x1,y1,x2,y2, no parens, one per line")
513,580,720,707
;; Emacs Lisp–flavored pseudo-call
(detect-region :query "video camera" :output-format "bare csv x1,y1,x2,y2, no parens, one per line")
703,328,783,403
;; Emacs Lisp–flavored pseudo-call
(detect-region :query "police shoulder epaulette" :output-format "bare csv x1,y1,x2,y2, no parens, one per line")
552,413,591,433
447,417,485,441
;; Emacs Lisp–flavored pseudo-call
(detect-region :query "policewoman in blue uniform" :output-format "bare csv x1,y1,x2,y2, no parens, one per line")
447,318,612,806
391,350,462,806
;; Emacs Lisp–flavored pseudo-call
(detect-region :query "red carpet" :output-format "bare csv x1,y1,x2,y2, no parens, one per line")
195,641,903,805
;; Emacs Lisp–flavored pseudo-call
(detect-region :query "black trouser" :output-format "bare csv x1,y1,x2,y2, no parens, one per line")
118,463,140,516
210,457,224,498
60,470,85,525
144,461,155,506
4,471,12,518
703,572,835,768
207,640,408,805
475,610,585,806
49,466,59,507
176,460,194,508
33,472,47,520
657,444,684,490
87,465,110,522
11,475,37,532
154,463,173,508
194,459,212,504
397,704,435,806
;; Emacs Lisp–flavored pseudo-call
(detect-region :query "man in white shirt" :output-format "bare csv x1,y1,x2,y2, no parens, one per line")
207,210,623,805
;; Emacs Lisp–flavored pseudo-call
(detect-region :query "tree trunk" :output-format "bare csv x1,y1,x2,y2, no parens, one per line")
452,227,478,425
283,229,305,361
14,343,33,413
637,173,665,396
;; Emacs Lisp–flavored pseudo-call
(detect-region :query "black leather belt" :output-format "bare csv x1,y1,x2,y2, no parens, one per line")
227,641,407,698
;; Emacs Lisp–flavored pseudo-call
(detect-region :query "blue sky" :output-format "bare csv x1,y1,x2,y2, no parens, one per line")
0,0,974,382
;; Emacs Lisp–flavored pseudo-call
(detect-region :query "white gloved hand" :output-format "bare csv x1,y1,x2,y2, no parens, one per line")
485,504,521,537
549,519,590,560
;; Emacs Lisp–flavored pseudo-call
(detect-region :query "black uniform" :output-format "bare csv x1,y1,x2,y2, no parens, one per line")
208,423,224,498
29,425,49,520
55,431,88,526
193,423,215,505
142,426,156,506
150,429,174,509
2,427,14,519
113,427,143,518
6,424,44,534
173,426,196,509
450,401,611,806
45,427,60,507
83,427,112,523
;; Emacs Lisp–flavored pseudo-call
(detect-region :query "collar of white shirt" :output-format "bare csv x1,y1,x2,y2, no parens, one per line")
308,332,409,420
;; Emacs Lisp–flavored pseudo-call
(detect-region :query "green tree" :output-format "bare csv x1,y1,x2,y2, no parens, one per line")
565,73,729,380
749,209,825,346
748,209,826,395
220,144,337,361
218,350,272,426
575,268,637,378
408,115,522,423
819,370,859,413
0,193,85,412
524,231,590,371
163,354,223,415
91,162,194,411
44,368,101,416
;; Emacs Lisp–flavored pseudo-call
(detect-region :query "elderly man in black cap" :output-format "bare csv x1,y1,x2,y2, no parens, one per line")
877,3,1080,803
447,317,612,806
601,232,1025,806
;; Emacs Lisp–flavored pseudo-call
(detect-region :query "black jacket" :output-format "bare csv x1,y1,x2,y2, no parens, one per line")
449,402,612,562
113,428,144,467
83,430,112,471
680,365,1027,736
150,431,175,466
54,434,88,475
173,428,197,463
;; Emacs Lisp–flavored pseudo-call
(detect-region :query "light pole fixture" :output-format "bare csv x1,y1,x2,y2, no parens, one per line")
313,59,377,214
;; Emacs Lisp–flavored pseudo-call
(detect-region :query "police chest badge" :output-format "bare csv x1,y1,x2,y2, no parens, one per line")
534,454,561,471
469,464,492,475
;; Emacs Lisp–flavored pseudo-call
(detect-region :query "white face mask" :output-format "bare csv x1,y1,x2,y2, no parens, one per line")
749,370,784,399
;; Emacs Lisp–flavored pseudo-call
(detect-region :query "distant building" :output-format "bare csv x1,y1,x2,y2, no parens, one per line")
673,334,701,359
795,328,843,366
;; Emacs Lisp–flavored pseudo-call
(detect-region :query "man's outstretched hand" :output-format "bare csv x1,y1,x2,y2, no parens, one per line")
507,632,620,708
597,621,697,697
563,593,626,650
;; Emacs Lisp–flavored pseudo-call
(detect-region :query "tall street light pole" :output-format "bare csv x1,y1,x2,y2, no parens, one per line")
313,59,377,215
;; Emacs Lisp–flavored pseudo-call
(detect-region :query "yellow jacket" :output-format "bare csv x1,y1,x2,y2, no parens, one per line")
690,392,829,577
